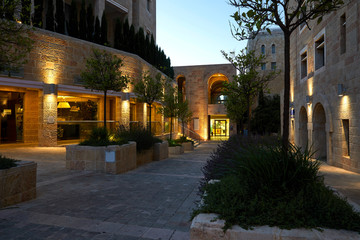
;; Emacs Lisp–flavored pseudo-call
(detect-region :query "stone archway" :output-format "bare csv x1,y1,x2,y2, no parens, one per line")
299,106,308,150
313,103,327,161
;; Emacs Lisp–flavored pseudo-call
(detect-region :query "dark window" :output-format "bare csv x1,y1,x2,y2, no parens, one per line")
342,119,350,156
301,51,307,79
271,62,276,70
261,45,265,55
271,44,275,54
340,14,346,54
261,63,266,70
315,35,325,70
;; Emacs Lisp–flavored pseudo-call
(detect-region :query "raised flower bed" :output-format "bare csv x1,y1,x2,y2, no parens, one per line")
153,141,169,161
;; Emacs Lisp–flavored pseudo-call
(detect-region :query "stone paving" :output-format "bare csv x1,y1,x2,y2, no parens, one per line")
0,143,219,240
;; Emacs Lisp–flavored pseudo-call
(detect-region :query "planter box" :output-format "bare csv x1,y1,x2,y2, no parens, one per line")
168,145,184,155
0,161,37,208
153,141,169,161
137,148,154,167
66,142,137,174
191,214,360,240
182,142,194,151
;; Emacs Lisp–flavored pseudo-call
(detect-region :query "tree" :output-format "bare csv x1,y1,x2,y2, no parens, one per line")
21,0,31,25
222,49,277,135
33,0,43,27
45,0,54,31
67,0,78,38
132,72,164,133
55,0,65,34
81,49,129,127
0,0,33,73
100,11,107,45
158,82,178,140
79,0,87,40
86,4,94,42
228,0,344,148
178,94,192,136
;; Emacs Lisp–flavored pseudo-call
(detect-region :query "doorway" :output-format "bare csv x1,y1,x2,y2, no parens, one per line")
210,116,229,140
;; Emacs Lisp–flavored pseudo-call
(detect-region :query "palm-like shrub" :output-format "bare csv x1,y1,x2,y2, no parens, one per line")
79,127,126,146
0,155,17,169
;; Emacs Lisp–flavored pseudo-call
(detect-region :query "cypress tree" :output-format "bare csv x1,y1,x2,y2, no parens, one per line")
86,4,94,42
137,27,145,58
129,25,136,53
114,18,123,49
145,34,150,62
150,35,156,65
94,16,101,44
100,11,107,45
67,0,78,37
45,0,54,31
4,0,15,20
55,0,65,34
79,0,87,40
21,0,31,25
33,0,43,28
122,19,130,51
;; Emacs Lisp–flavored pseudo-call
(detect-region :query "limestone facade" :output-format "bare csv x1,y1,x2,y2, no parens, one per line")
290,0,360,172
247,28,285,95
174,64,237,140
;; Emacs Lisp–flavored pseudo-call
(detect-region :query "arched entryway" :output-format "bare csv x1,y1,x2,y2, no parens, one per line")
177,75,186,102
313,103,327,161
299,106,308,150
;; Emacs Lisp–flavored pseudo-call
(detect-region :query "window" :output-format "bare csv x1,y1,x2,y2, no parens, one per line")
340,13,346,54
271,44,275,54
315,35,325,70
261,45,265,55
342,119,350,156
147,0,151,12
261,63,266,70
194,118,199,131
271,62,276,70
301,51,307,79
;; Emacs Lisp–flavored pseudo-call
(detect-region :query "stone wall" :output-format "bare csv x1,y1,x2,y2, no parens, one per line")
290,0,360,172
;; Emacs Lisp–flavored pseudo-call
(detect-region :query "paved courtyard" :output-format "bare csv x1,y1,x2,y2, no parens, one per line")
1,142,360,240
0,142,219,240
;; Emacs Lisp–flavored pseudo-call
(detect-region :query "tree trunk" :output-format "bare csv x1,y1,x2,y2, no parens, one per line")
149,104,152,133
182,121,185,135
103,90,107,129
247,98,251,135
282,32,290,150
170,117,173,140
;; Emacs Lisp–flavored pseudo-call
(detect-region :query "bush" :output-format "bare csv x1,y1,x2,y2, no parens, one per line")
115,125,162,153
0,155,17,169
79,127,126,146
194,141,360,232
174,136,194,144
167,139,181,147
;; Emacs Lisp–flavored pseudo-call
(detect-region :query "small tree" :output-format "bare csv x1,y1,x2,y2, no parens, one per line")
132,72,164,133
158,82,178,140
0,0,33,73
81,49,129,127
55,0,65,34
222,49,277,135
178,94,192,136
228,0,344,148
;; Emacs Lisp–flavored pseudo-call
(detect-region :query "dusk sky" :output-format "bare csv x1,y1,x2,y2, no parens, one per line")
156,0,247,67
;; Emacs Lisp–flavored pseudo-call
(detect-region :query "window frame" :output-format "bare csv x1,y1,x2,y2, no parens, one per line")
314,29,326,73
300,46,308,81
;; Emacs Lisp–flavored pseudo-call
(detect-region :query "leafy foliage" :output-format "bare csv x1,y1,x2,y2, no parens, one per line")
0,155,17,169
167,139,181,147
115,124,162,153
178,93,193,136
79,127,126,146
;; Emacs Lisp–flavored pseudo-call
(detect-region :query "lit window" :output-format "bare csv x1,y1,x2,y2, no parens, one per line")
272,44,275,54
271,62,276,70
342,119,350,156
261,63,266,70
301,51,307,79
340,13,346,54
315,35,325,70
261,45,265,55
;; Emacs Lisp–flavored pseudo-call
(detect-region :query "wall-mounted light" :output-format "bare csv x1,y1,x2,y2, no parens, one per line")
44,83,58,95
338,83,346,97
306,95,312,105
289,101,294,108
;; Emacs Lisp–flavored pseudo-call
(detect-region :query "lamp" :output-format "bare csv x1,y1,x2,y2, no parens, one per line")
44,83,58,95
306,95,312,105
338,84,346,96
57,100,70,108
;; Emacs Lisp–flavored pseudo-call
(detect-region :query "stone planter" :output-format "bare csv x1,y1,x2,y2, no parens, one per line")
0,161,37,208
66,142,137,174
153,141,169,161
168,145,184,155
181,142,194,151
137,148,154,167
191,214,360,240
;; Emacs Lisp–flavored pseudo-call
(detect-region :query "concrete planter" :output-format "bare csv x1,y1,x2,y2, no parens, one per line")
137,148,154,167
66,142,137,174
182,142,194,151
191,214,360,240
153,141,169,161
0,161,37,208
168,145,184,155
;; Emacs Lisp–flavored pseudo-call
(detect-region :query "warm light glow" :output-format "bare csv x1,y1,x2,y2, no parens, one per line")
307,78,313,96
57,101,71,108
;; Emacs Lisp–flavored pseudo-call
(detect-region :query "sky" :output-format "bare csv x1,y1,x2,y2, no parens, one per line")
156,0,247,67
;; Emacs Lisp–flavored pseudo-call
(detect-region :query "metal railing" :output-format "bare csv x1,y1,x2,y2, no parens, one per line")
180,125,202,145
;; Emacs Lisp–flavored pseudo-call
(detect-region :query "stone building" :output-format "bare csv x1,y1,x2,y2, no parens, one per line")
0,0,163,146
247,28,284,96
290,0,360,172
174,64,237,140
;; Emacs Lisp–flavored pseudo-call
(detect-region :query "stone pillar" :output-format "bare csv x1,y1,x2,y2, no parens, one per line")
39,90,58,147
121,97,130,128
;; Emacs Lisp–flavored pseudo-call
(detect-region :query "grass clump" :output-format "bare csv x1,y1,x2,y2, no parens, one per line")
0,155,17,169
79,127,127,146
115,125,162,153
194,137,360,232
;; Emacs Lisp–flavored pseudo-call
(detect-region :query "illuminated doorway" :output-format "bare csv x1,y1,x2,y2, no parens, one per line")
210,116,229,140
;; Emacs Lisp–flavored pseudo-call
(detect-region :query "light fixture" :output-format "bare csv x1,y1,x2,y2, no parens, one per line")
306,95,312,105
44,83,58,95
289,101,294,108
338,83,346,97
57,101,70,108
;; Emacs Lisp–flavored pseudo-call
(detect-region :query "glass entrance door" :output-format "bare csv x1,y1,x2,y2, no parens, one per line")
213,120,227,136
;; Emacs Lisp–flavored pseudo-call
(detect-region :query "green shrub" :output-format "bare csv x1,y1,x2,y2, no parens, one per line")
174,136,194,144
194,142,360,232
167,139,181,147
80,127,126,146
115,125,162,153
0,155,17,169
